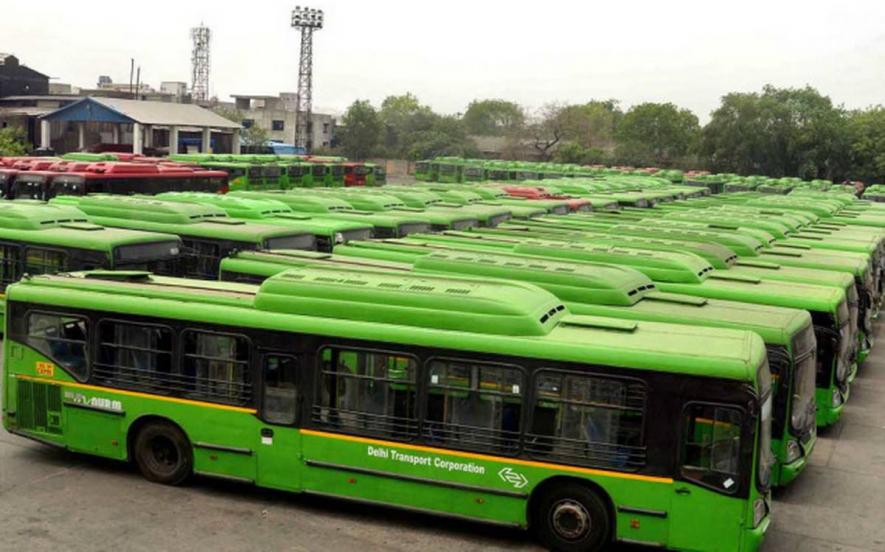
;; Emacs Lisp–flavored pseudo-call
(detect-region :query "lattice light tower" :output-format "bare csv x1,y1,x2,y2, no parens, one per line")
291,6,324,151
190,24,211,102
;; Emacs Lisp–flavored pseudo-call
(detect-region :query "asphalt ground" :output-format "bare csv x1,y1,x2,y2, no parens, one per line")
2,323,884,551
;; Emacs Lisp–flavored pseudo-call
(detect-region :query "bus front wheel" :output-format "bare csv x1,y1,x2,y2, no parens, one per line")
133,421,193,486
533,483,611,552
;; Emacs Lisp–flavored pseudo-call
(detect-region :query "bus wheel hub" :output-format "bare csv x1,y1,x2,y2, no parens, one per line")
551,499,590,540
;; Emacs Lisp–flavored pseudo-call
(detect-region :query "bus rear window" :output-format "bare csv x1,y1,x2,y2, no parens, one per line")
113,241,181,265
397,222,431,237
264,234,318,251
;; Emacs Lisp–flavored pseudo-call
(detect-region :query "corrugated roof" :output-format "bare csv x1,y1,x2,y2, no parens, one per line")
40,97,241,130
94,97,241,129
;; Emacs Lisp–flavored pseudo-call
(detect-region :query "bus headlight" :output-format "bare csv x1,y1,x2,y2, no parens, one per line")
753,499,767,528
833,388,843,407
334,232,345,244
785,440,801,463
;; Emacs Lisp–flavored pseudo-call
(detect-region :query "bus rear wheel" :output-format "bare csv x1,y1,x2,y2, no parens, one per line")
533,483,611,552
133,421,193,486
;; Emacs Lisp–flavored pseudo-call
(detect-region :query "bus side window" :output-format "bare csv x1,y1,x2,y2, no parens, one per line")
316,346,417,439
681,403,743,494
526,370,646,471
0,243,22,289
95,321,173,392
180,239,222,279
423,359,523,454
262,354,298,425
182,330,252,405
24,247,67,276
27,312,89,381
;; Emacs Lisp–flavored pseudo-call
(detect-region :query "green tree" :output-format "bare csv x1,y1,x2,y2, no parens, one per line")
405,115,477,160
0,127,29,156
701,85,850,179
462,99,525,136
526,103,569,161
615,102,700,166
378,93,435,156
212,106,268,146
339,100,381,160
558,99,623,150
846,107,885,184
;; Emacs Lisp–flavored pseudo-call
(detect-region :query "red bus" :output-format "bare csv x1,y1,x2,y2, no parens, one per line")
343,162,371,187
501,185,593,212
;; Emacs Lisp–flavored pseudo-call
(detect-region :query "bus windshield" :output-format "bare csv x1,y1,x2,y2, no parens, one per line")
757,359,773,492
113,240,182,265
792,346,817,436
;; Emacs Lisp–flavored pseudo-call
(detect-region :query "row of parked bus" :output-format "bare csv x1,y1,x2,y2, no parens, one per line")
415,156,873,198
1,174,884,551
0,154,390,200
169,154,387,189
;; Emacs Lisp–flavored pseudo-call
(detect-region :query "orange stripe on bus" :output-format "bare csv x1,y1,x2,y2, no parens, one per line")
300,429,674,485
15,375,257,415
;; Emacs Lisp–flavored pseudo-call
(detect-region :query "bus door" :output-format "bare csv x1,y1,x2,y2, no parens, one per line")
669,401,748,550
256,351,303,491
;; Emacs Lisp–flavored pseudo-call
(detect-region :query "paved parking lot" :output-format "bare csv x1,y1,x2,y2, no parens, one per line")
3,324,885,551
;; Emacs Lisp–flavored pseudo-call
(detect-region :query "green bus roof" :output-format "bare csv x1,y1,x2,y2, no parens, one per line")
0,202,181,252
154,192,374,237
49,195,316,245
222,249,809,346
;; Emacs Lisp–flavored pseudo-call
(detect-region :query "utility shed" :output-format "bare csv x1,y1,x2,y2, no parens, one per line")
38,96,242,155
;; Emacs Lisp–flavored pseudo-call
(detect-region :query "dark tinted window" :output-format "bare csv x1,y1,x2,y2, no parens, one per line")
27,313,89,380
526,371,646,470
315,347,418,439
95,321,173,392
0,243,21,288
263,354,298,424
424,359,522,454
24,248,66,276
682,403,743,494
182,331,252,405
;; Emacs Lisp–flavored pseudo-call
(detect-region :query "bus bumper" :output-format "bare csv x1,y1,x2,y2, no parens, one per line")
742,515,771,552
775,432,816,487
816,388,847,427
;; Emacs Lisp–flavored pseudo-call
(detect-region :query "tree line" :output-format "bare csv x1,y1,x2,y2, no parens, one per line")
337,85,885,184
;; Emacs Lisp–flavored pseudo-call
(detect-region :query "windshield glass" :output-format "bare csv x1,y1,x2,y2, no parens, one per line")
264,234,318,251
757,359,773,492
791,326,817,435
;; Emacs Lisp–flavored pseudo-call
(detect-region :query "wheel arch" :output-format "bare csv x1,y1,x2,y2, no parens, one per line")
526,475,617,535
125,415,189,462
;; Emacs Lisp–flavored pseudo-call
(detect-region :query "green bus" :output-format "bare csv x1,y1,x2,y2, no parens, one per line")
315,191,479,231
3,268,773,551
420,187,548,220
154,193,374,252
0,201,181,326
401,232,853,427
227,191,433,238
369,187,512,228
220,246,815,487
48,195,317,279
414,161,435,182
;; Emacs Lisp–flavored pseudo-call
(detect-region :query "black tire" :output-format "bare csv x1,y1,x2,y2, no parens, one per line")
533,483,612,552
133,421,193,485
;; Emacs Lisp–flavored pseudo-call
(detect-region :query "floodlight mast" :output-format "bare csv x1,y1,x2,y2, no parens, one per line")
291,6,324,152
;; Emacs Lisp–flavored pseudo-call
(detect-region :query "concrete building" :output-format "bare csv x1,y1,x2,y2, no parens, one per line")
37,96,242,155
0,54,49,97
230,93,335,150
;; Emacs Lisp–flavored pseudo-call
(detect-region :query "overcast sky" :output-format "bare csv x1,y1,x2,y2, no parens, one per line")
3,0,883,121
